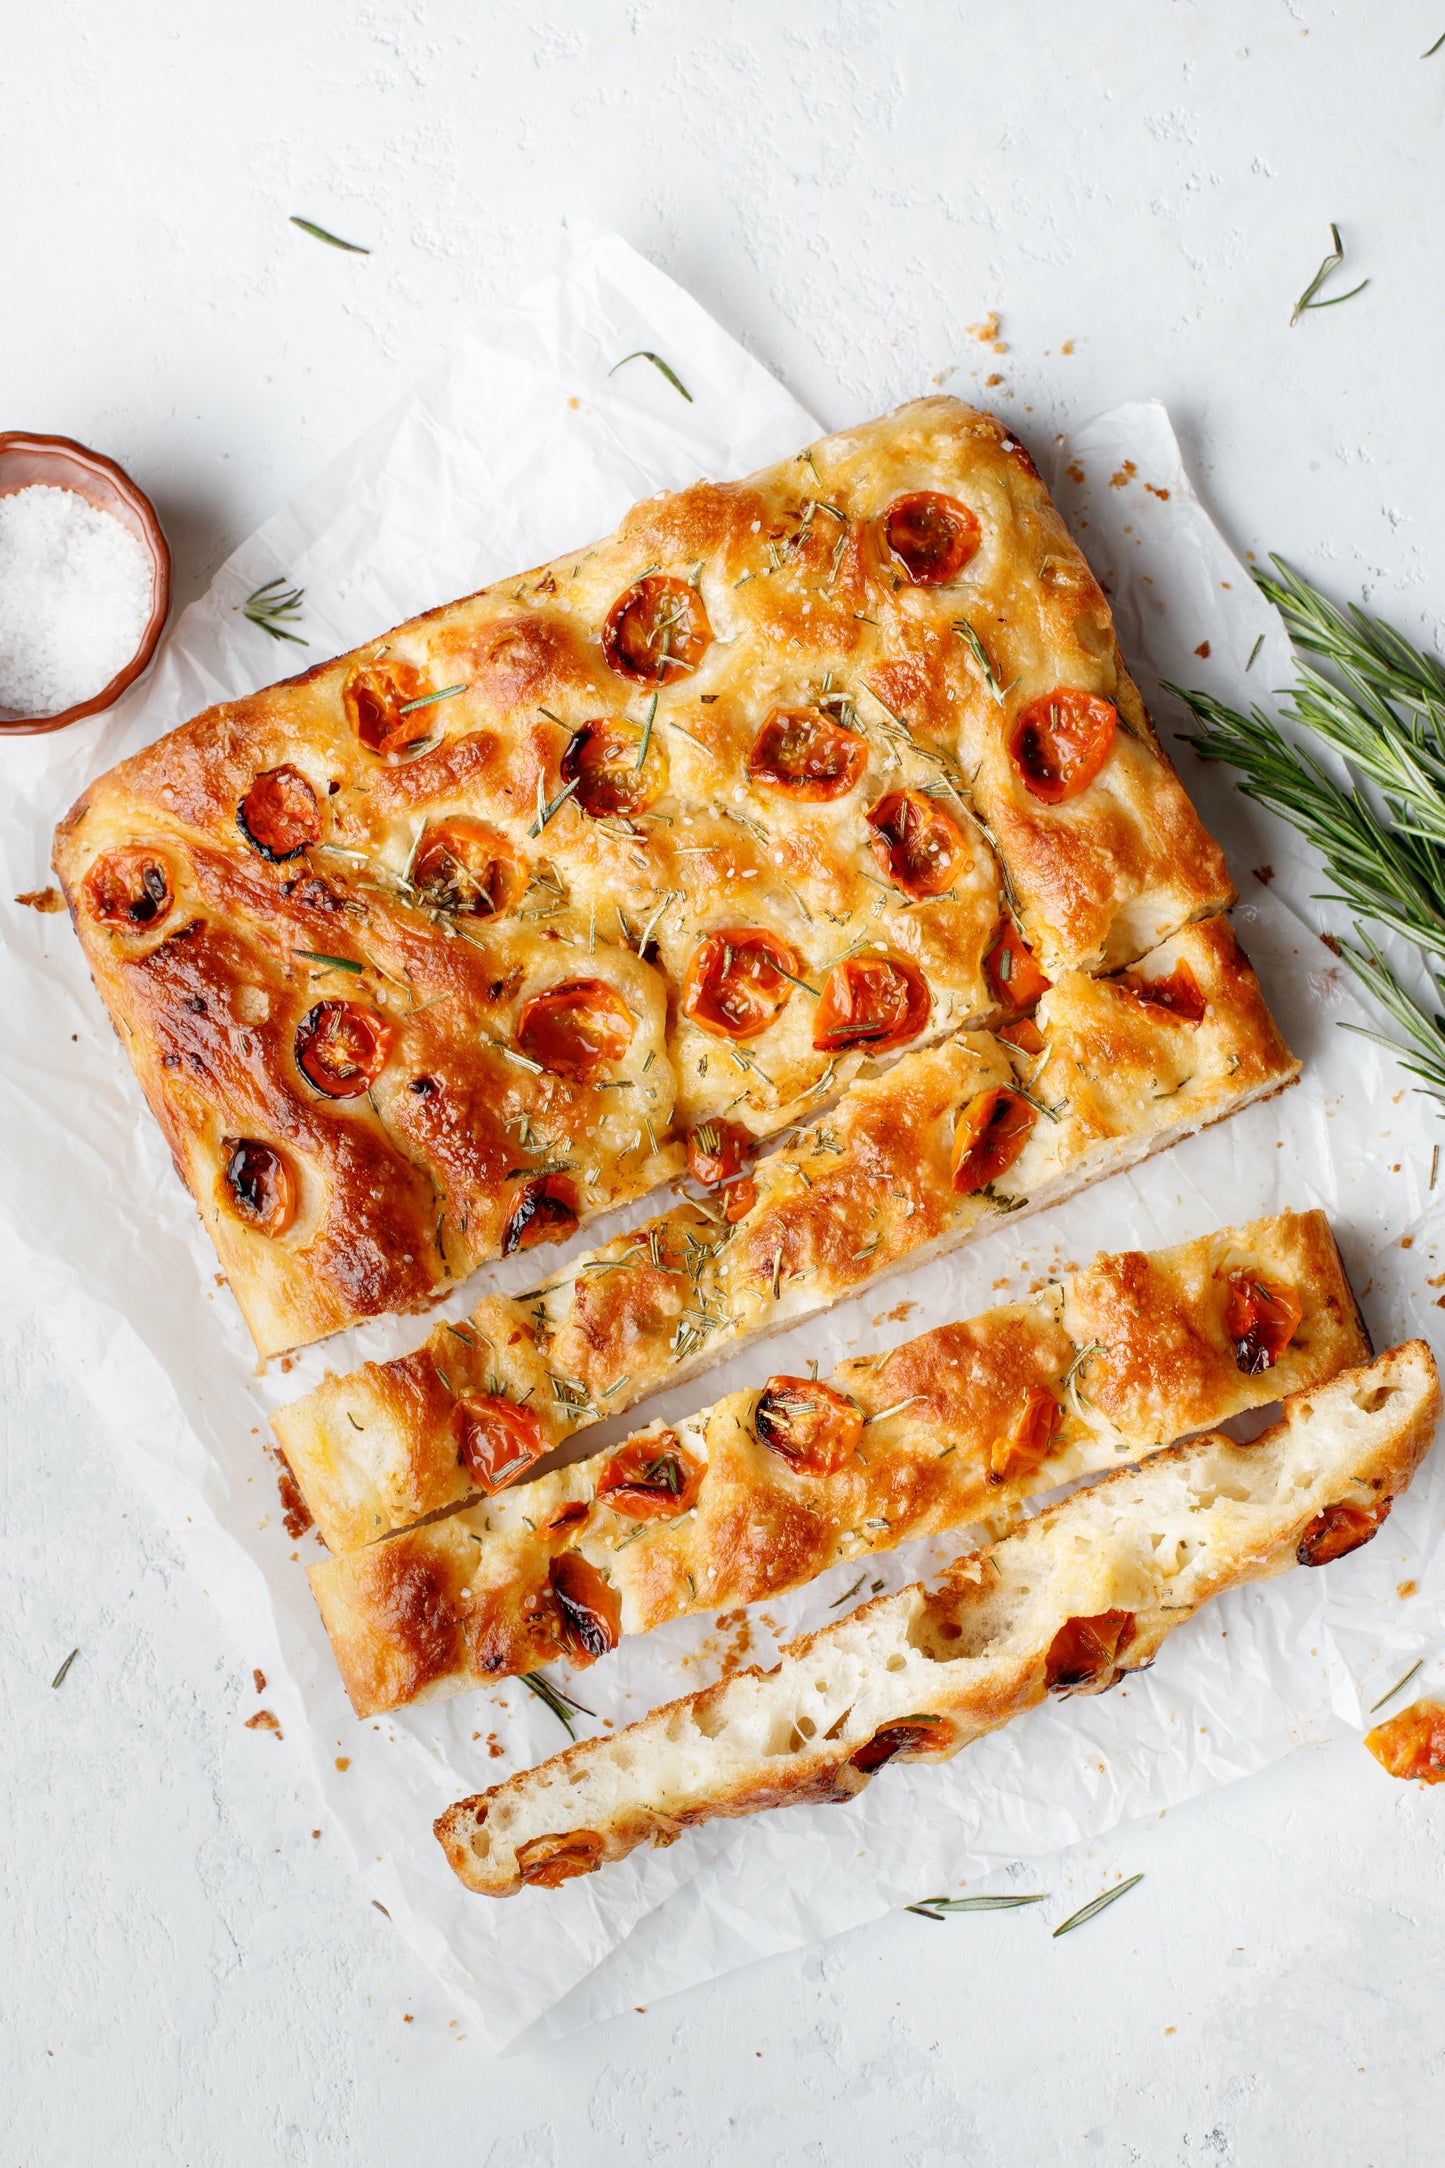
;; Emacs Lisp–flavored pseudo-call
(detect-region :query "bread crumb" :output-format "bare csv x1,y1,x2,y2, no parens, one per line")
968,312,1001,343
245,1709,281,1738
985,372,1005,387
1109,462,1137,488
1145,484,1171,501
15,885,65,912
252,1667,267,1693
335,1755,351,1771
1398,1580,1417,1599
1061,339,1075,355
1066,461,1085,486
1253,865,1274,885
1194,641,1211,659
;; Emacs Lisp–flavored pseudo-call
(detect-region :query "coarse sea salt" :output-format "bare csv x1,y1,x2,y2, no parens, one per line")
0,483,155,717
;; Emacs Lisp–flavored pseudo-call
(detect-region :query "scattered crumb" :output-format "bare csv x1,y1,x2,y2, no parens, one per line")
335,1755,351,1772
1253,865,1275,885
1320,932,1343,957
1401,1235,1415,1250
279,1355,295,1374
968,312,1001,343
1061,339,1075,355
1066,461,1084,486
1164,2025,1176,2036
1145,484,1171,501
487,1732,504,1759
252,1668,266,1693
1194,640,1211,659
1398,1580,1418,1600
15,885,65,912
273,1448,313,1540
403,2014,413,2024
568,396,580,409
245,1709,282,1738
1109,461,1137,488
985,372,1005,387
873,1299,917,1326
311,1829,321,1838
372,1899,390,1917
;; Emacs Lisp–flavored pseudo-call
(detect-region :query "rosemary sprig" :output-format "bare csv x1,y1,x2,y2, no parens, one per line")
953,618,1013,705
1369,1658,1424,1714
243,576,309,645
1051,1873,1143,1938
519,1670,595,1737
290,215,370,254
1290,222,1368,325
608,350,693,403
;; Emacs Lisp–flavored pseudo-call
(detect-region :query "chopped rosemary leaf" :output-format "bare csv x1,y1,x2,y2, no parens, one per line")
290,215,370,254
1051,1874,1143,1938
1369,1658,1424,1713
397,683,468,714
608,350,693,402
910,1892,1047,1916
293,949,363,973
51,1647,80,1689
1290,222,1369,324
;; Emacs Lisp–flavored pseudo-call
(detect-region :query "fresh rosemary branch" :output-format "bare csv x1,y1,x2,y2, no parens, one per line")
243,576,309,645
519,1670,595,1737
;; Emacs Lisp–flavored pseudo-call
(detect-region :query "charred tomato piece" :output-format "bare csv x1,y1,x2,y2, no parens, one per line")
880,491,981,585
237,764,321,862
549,1552,622,1666
516,979,635,1081
999,1016,1045,1056
984,918,1051,1008
950,1087,1035,1193
813,955,930,1053
602,575,711,685
451,1395,547,1493
682,929,802,1040
220,1137,297,1237
848,1717,953,1773
1009,690,1117,804
754,1376,863,1476
1296,1496,1392,1567
503,1174,580,1256
747,706,867,801
84,848,173,930
411,819,525,917
865,790,967,900
1044,1610,1136,1696
686,1118,752,1190
1364,1699,1445,1783
1116,959,1207,1025
560,718,669,819
295,1001,391,1098
515,1830,606,1887
989,1386,1062,1486
1224,1274,1303,1374
596,1432,704,1521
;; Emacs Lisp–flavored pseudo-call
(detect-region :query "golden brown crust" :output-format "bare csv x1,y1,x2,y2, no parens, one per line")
308,1208,1363,1717
434,1344,1441,1894
54,399,1232,1356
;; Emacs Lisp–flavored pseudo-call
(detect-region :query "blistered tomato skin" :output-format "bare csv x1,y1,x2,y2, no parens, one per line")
682,930,802,1040
865,791,966,900
602,576,712,685
848,1718,953,1774
1365,1699,1445,1782
236,765,321,862
1296,1496,1392,1567
686,1119,753,1191
516,980,634,1081
411,819,525,917
1044,1610,1136,1696
221,1137,297,1237
549,1553,622,1665
84,849,174,930
754,1376,864,1476
989,1386,1061,1485
1225,1274,1303,1374
560,719,668,818
345,660,432,756
295,1001,392,1098
452,1396,547,1493
1009,690,1117,804
1117,959,1207,1025
984,918,1051,1009
747,707,868,801
881,492,982,585
812,955,930,1053
515,1830,606,1887
502,1174,579,1256
950,1088,1035,1193
596,1433,704,1520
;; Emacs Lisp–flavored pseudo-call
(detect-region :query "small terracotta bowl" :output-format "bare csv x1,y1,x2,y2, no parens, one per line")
0,431,172,737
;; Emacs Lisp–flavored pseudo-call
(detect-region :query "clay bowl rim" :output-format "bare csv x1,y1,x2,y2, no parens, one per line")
0,430,172,738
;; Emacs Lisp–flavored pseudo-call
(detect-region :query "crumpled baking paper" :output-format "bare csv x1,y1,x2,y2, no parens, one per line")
3,234,1442,2051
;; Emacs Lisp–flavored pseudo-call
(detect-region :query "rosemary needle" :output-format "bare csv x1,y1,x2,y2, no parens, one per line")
909,1892,1048,1917
290,215,371,254
51,1647,79,1689
1369,1658,1424,1714
520,1670,595,1737
242,576,309,646
608,350,693,403
1051,1873,1143,1938
1290,222,1369,325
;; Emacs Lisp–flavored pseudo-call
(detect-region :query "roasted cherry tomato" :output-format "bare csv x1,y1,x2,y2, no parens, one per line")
865,790,967,900
516,979,635,1081
549,1552,622,1665
747,706,868,801
880,491,982,585
682,929,802,1039
515,1830,606,1887
813,955,930,1053
236,764,321,862
1045,1610,1136,1696
1117,960,1207,1025
754,1376,863,1476
295,1001,392,1098
984,918,1051,1009
686,1118,752,1190
1009,690,1117,804
83,849,173,929
220,1137,297,1237
596,1432,704,1521
602,575,712,685
999,1016,1045,1056
1296,1496,1392,1567
950,1088,1035,1193
411,819,525,917
503,1174,580,1255
560,718,669,819
1224,1274,1303,1374
989,1386,1062,1486
1365,1700,1445,1783
451,1395,547,1493
848,1717,953,1774
344,659,433,756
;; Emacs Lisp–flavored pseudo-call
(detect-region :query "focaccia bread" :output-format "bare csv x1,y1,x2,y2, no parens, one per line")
54,397,1232,1357
276,914,1298,1553
310,1209,1368,1717
435,1343,1440,1895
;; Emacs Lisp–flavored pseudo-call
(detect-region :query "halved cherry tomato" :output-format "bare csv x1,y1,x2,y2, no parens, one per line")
596,1432,704,1521
84,849,173,929
1009,690,1117,804
515,1830,606,1886
502,1174,580,1255
984,918,1052,1008
813,955,930,1053
686,1119,753,1190
1117,960,1207,1025
754,1376,863,1476
451,1395,547,1493
682,930,802,1039
748,707,867,801
1296,1496,1392,1568
1364,1700,1445,1783
848,1717,953,1774
412,819,525,917
988,1386,1062,1486
1045,1610,1136,1696
866,790,966,899
549,1553,622,1665
722,1178,757,1223
220,1137,297,1236
950,1088,1035,1193
295,1001,392,1097
236,764,320,862
344,659,432,756
560,718,668,818
602,575,712,685
1224,1274,1303,1374
516,980,635,1080
999,1017,1045,1056
881,491,982,585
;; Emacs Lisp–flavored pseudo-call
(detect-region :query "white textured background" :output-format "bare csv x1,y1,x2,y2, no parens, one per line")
5,4,1445,2162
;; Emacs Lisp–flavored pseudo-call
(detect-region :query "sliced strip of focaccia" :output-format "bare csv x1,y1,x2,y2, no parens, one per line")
55,397,1232,1357
277,914,1298,1553
310,1209,1367,1717
435,1344,1440,1896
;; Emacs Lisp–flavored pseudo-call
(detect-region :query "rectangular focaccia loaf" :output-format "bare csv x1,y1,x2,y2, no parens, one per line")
54,397,1232,1357
276,913,1298,1553
435,1344,1441,1896
309,1208,1367,1717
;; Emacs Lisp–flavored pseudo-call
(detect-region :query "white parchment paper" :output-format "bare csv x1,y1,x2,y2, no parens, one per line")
4,236,1443,2050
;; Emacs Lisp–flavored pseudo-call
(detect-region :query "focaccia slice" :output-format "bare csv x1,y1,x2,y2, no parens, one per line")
277,914,1298,1553
435,1344,1440,1896
55,397,1232,1356
310,1209,1368,1717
